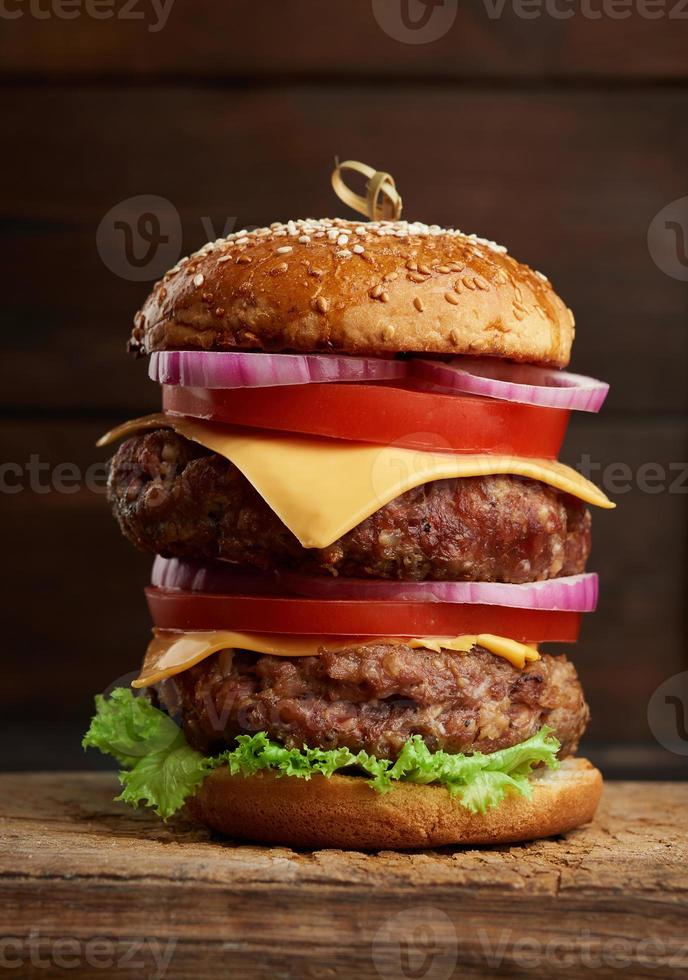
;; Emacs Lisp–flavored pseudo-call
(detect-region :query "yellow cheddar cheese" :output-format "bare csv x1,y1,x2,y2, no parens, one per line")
133,629,541,688
99,414,614,551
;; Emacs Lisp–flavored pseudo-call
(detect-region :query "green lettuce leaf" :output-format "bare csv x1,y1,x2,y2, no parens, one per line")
84,688,561,819
83,688,210,818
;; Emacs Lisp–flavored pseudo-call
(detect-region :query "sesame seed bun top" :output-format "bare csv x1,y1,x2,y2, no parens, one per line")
130,218,575,368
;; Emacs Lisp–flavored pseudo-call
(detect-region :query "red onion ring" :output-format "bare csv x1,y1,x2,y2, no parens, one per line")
412,357,609,412
151,556,283,595
151,557,598,612
150,350,609,413
149,350,407,389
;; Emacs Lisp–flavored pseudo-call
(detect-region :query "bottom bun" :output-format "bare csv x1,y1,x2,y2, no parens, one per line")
186,758,602,850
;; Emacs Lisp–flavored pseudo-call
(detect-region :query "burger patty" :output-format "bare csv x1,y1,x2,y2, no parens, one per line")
163,645,589,761
108,429,591,583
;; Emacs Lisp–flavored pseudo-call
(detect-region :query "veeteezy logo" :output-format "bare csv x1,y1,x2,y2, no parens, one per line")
373,0,688,38
647,196,688,281
648,671,688,756
372,907,458,979
96,195,239,282
372,0,459,44
0,0,175,32
481,0,688,17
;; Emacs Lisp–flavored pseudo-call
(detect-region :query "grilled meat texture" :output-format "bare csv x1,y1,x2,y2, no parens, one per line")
161,644,589,761
109,429,591,583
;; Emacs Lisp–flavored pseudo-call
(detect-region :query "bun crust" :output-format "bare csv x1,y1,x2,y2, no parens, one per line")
186,758,602,850
132,219,574,367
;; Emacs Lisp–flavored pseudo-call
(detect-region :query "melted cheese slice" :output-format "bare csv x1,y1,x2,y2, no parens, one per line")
133,629,540,688
100,414,613,549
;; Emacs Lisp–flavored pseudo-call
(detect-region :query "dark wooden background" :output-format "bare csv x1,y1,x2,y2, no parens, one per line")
2,2,687,776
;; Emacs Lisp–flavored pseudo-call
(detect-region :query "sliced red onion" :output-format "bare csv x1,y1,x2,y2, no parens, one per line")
151,556,283,596
152,557,598,612
149,350,407,389
276,570,598,611
412,358,609,412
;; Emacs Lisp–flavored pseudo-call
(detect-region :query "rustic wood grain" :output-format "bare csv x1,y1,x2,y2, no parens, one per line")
2,86,687,413
0,774,686,978
2,0,688,79
4,3,688,782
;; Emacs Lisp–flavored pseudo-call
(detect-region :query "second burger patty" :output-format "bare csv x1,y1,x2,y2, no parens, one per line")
109,429,591,584
162,645,588,760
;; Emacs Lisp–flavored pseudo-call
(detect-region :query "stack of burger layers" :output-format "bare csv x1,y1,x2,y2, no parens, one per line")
86,217,614,849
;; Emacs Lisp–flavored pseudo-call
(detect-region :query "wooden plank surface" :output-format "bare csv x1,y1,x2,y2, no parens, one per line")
0,774,687,978
2,0,688,79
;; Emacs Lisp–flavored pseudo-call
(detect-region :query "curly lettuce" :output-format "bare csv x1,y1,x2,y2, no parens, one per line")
84,688,560,820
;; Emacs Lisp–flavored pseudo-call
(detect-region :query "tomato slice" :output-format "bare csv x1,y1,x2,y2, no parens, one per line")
145,587,581,642
162,382,569,458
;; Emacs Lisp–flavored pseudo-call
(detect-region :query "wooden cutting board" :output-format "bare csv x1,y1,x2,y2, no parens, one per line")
1,774,686,979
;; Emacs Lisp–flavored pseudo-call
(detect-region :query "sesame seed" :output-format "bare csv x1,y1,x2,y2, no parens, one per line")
352,244,365,254
462,276,477,291
474,276,490,291
236,255,252,264
380,291,390,303
157,219,510,286
370,284,384,299
384,272,399,283
382,325,395,340
272,262,289,274
449,329,461,345
335,249,352,258
444,292,460,305
315,296,329,314
413,297,424,312
193,274,205,287
408,272,427,284
276,246,292,254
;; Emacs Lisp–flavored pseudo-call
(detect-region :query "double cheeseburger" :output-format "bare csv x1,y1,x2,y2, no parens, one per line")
85,186,614,849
